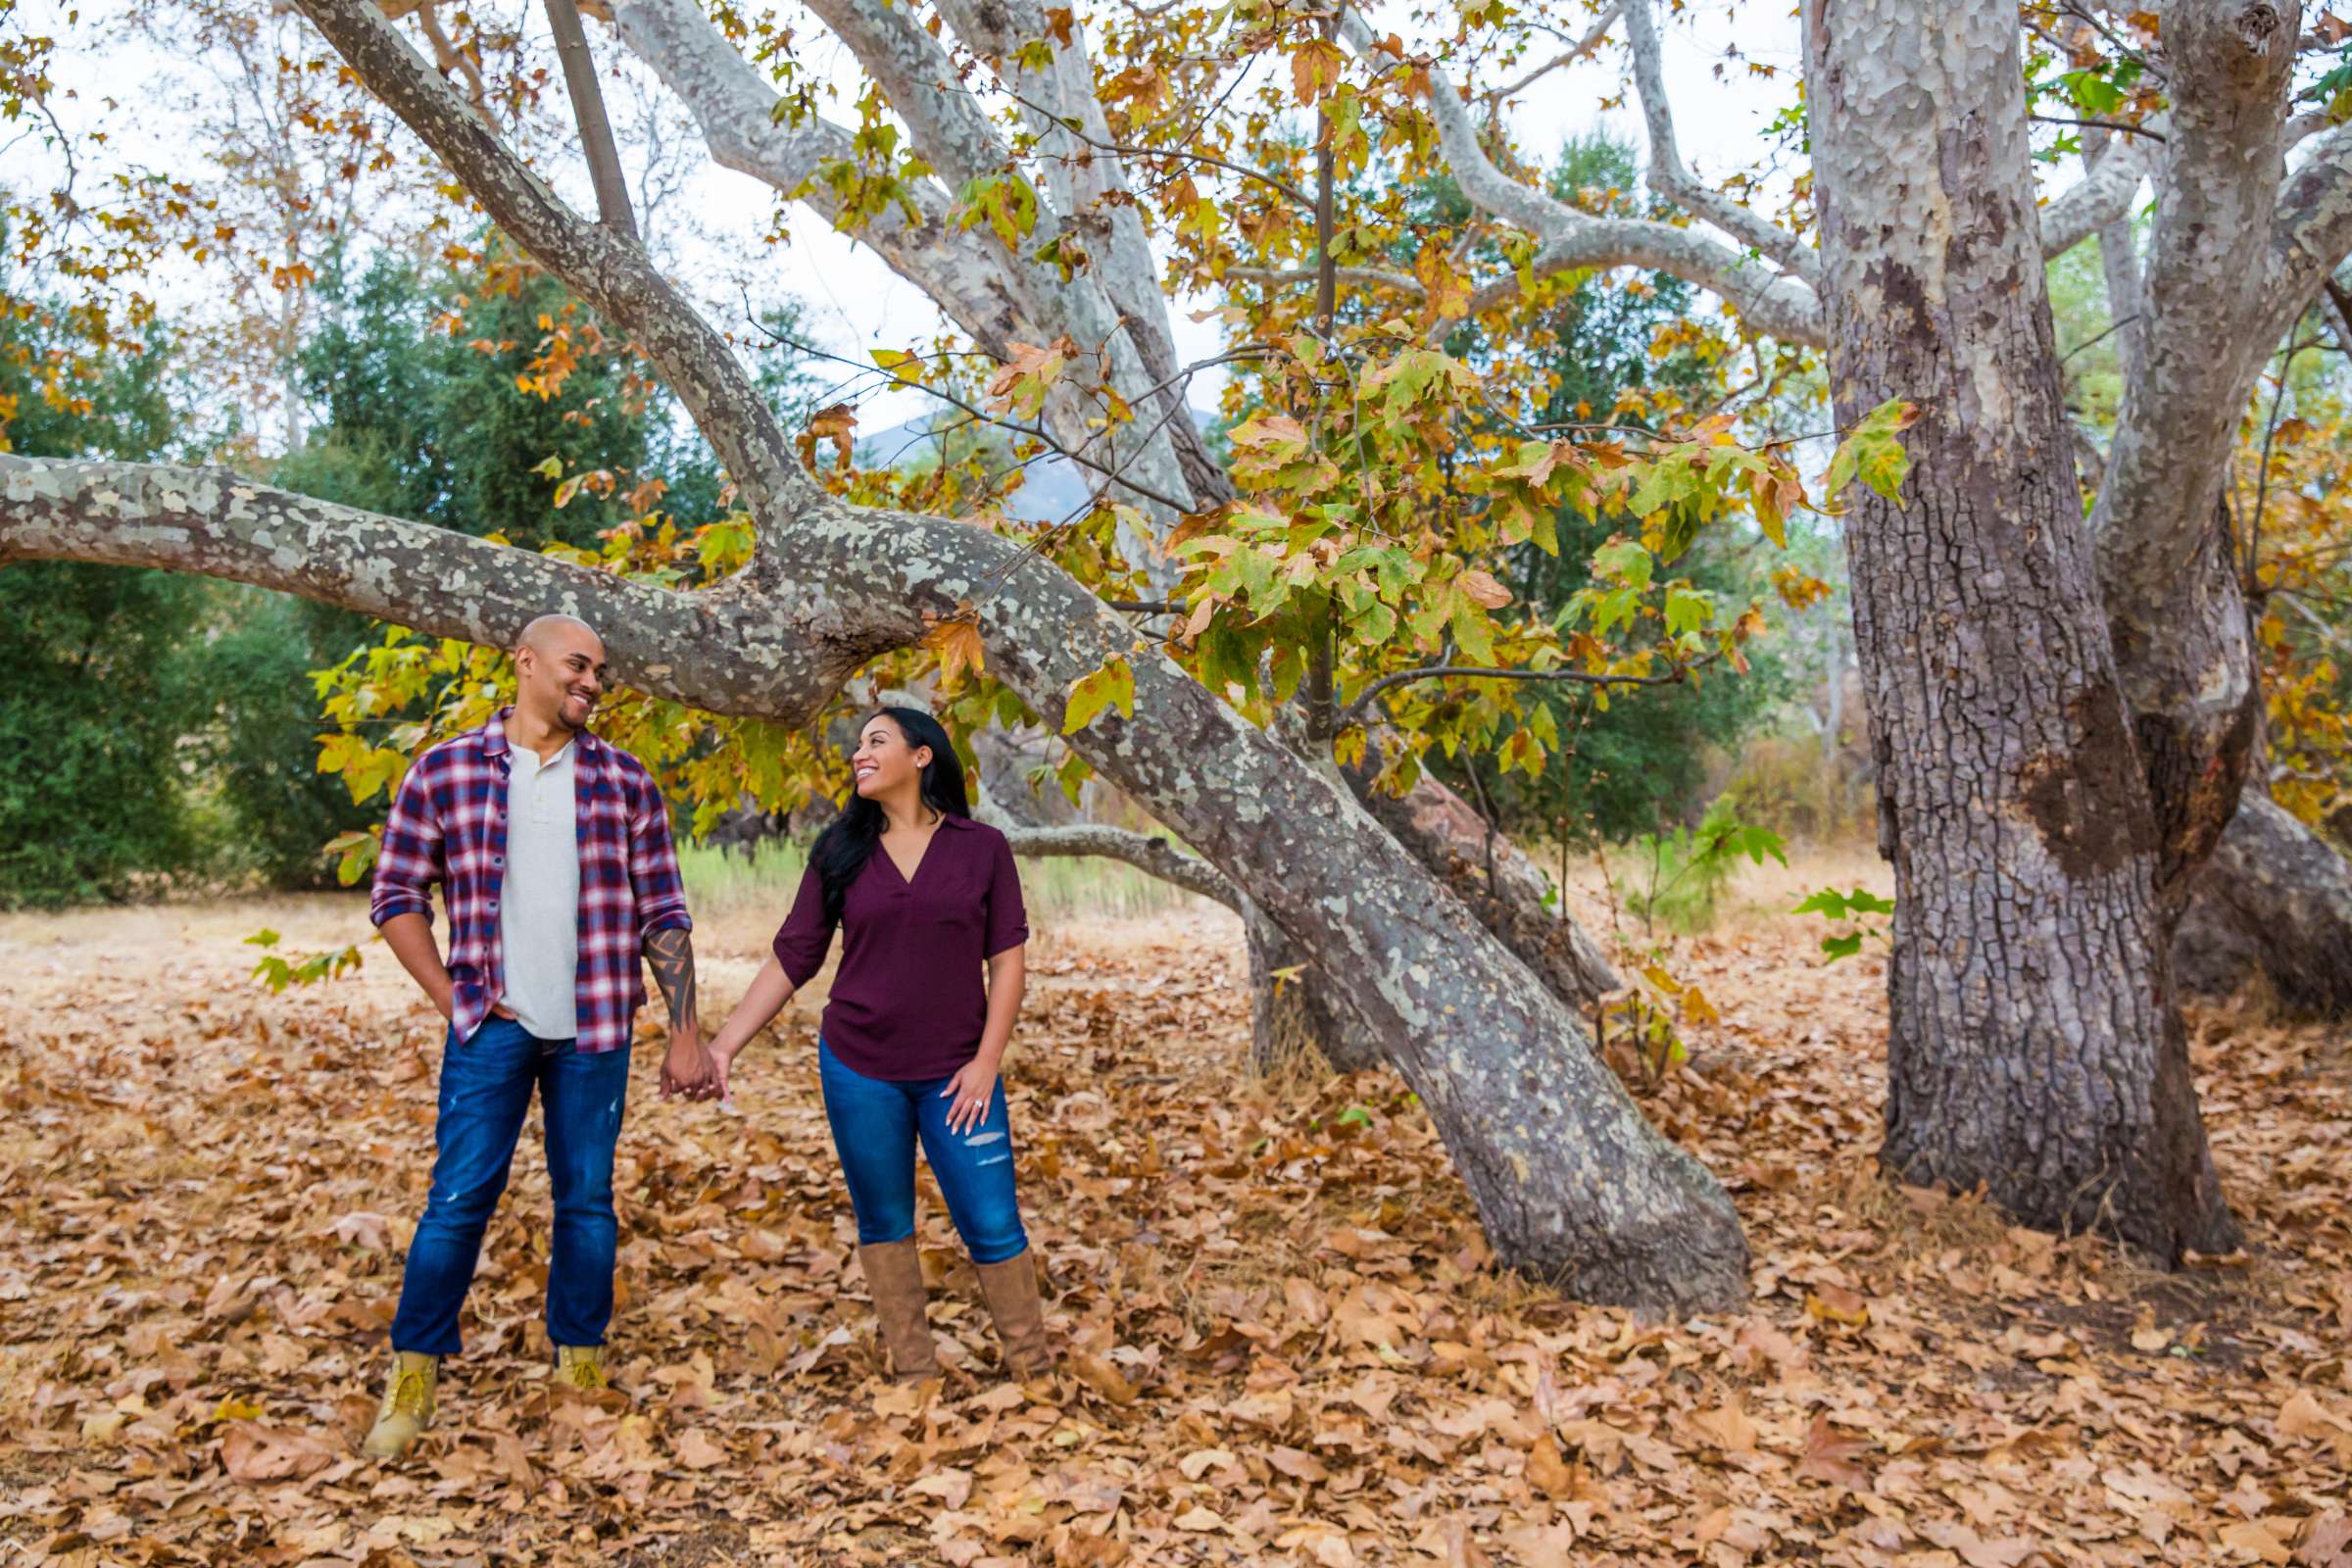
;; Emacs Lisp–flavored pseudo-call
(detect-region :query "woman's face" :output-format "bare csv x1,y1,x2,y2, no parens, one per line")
851,715,932,800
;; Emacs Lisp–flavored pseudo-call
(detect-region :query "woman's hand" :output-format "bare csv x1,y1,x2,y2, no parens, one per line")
940,1057,999,1135
705,1034,744,1102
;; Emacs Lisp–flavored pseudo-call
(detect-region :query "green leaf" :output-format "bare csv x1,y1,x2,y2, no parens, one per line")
1663,585,1713,636
1592,540,1652,589
1447,586,1496,665
1820,931,1864,960
1061,654,1136,734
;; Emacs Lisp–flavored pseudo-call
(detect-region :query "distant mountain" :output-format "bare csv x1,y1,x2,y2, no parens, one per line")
856,406,1215,521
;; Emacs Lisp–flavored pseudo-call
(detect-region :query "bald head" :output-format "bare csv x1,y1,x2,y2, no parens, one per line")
512,613,608,736
516,613,602,659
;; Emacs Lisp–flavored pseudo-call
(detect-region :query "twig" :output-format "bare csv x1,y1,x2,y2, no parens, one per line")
1339,661,1697,733
1484,3,1623,102
2060,312,2143,364
2031,114,2165,141
748,318,1197,514
1003,87,1315,209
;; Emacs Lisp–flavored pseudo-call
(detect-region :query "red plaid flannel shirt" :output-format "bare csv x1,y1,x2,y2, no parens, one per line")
368,708,691,1054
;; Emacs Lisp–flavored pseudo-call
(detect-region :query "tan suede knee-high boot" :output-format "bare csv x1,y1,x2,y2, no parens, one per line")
973,1249,1053,1379
858,1240,941,1381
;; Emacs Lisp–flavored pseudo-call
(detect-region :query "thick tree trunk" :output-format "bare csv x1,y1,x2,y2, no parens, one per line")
1804,0,2236,1258
2174,790,2352,1014
978,723,1621,1078
1351,769,1621,1010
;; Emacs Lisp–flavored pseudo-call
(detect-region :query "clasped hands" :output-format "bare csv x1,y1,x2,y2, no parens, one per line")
659,1023,729,1102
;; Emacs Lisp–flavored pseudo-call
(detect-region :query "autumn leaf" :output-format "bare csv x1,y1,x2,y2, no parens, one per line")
1796,1413,1870,1488
220,1424,339,1482
1456,568,1512,610
1805,1283,1871,1325
796,402,858,473
926,615,986,687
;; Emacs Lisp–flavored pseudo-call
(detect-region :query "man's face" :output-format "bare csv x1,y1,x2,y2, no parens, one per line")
517,624,608,731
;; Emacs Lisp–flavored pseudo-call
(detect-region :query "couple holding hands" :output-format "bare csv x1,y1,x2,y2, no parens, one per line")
359,613,1045,1460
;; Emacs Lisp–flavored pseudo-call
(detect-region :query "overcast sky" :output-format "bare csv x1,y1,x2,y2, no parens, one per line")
8,0,1805,438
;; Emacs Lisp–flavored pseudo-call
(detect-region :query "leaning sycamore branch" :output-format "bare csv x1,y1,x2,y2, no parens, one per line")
1622,0,1818,284
0,457,866,718
2037,129,2154,258
2272,120,2352,333
798,0,1015,193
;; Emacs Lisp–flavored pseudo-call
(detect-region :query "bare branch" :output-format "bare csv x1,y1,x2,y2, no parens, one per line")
998,823,1239,907
1622,0,1818,283
2038,129,2152,259
2030,113,2166,140
1226,262,1428,296
1001,87,1318,208
543,0,639,236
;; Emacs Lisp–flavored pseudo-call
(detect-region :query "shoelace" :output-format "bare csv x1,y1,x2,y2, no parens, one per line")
561,1358,607,1391
389,1368,428,1417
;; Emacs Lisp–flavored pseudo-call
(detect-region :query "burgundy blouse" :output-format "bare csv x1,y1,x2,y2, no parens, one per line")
771,813,1029,1080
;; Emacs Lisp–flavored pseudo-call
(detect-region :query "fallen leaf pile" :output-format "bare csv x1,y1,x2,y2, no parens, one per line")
0,891,2347,1566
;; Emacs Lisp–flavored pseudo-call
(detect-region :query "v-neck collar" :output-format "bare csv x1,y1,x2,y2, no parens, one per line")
879,813,946,890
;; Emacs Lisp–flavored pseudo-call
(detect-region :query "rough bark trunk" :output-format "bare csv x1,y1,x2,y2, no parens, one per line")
2174,789,2352,1014
1804,0,2236,1258
1351,769,1621,1011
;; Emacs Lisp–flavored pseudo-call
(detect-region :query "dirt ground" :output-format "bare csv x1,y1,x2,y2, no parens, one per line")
0,863,2348,1566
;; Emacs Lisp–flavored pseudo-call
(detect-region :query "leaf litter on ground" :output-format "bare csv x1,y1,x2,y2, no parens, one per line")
0,878,2347,1566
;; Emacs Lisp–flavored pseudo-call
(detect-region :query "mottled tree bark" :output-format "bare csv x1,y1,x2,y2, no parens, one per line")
1803,0,2237,1257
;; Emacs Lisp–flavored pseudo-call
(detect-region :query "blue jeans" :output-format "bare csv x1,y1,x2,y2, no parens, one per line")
817,1039,1028,1264
389,1016,631,1356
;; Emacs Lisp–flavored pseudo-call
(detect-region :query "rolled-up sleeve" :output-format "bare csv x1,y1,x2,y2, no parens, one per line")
626,767,693,942
770,863,836,988
369,762,443,929
982,830,1029,958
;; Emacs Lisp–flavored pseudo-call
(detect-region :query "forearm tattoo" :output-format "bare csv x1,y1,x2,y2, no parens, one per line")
645,927,699,1029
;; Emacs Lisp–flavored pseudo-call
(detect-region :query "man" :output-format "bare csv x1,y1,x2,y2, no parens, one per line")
359,613,713,1460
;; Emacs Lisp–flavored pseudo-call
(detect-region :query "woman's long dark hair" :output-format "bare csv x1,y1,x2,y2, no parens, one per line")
809,707,971,923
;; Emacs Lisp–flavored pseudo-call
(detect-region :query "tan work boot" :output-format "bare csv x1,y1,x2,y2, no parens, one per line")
553,1344,609,1391
974,1249,1053,1380
858,1240,941,1381
361,1351,438,1459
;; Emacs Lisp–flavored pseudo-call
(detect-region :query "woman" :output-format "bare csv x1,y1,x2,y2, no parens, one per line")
705,708,1047,1382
